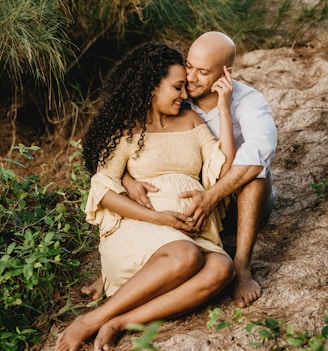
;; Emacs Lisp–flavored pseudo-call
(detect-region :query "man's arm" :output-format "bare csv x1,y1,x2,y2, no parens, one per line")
180,164,263,229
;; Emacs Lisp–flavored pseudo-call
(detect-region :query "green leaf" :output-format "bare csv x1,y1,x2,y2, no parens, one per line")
322,325,328,339
216,321,230,330
69,259,80,266
245,322,255,332
232,308,243,320
265,318,280,330
308,338,325,350
23,263,34,280
44,216,54,225
6,242,16,255
258,329,272,339
287,337,305,347
44,232,54,243
55,203,66,213
207,307,221,328
286,324,294,336
18,199,26,210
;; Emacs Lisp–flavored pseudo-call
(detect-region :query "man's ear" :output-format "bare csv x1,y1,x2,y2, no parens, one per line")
227,66,233,74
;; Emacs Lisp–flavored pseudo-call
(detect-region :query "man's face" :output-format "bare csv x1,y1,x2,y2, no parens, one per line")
185,49,223,99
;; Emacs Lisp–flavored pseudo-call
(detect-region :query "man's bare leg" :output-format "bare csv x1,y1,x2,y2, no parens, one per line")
56,240,205,351
93,252,234,350
81,277,104,300
233,177,271,308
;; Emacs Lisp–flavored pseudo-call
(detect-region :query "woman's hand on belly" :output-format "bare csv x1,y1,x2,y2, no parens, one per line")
151,210,200,237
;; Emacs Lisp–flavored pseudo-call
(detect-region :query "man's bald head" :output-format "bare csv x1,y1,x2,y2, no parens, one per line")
189,31,236,68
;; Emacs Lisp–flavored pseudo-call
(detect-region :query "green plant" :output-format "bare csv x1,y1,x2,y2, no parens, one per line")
245,317,285,348
207,307,243,330
0,142,96,350
128,321,163,351
0,0,73,99
311,180,328,201
206,307,328,350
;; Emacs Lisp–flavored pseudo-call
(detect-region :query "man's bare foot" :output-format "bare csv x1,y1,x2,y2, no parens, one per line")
94,321,120,351
56,315,98,351
233,268,261,308
81,277,104,300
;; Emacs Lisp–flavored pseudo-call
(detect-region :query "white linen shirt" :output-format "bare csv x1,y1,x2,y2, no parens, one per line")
188,80,277,178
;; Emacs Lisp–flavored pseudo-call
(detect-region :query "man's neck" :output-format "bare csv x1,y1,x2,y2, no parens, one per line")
193,93,218,113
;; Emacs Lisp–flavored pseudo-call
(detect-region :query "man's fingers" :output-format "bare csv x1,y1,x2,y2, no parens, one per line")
184,206,196,218
179,190,196,198
223,65,233,82
194,215,207,231
136,197,154,210
143,183,159,193
175,212,194,223
143,199,155,210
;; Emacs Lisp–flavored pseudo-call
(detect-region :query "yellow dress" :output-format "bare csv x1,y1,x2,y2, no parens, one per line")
85,124,230,296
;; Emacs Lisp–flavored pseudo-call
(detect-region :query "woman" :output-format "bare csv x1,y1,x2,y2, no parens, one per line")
56,41,235,351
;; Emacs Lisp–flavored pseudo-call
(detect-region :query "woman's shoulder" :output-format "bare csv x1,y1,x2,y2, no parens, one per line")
180,108,204,128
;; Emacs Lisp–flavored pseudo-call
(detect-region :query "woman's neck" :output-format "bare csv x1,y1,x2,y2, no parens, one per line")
146,111,169,131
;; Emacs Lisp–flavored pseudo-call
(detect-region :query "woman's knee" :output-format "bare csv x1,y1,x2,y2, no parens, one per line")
155,240,204,276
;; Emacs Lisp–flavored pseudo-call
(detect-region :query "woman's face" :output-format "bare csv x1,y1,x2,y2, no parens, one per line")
151,64,188,115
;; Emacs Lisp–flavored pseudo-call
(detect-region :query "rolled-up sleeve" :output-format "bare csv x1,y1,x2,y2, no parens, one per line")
232,90,277,178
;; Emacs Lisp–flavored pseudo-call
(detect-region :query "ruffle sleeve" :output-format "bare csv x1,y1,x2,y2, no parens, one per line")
201,141,225,190
85,171,127,237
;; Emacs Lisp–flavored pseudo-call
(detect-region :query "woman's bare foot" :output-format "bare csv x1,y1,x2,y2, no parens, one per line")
56,315,98,351
233,268,261,308
81,277,104,300
93,321,120,351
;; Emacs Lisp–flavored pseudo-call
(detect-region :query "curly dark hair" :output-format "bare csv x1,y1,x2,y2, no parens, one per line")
82,41,185,175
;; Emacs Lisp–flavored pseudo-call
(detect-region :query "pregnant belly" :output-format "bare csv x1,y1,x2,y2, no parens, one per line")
144,173,203,213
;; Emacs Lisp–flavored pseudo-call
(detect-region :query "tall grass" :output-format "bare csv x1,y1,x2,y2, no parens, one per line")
1,0,327,156
0,0,74,111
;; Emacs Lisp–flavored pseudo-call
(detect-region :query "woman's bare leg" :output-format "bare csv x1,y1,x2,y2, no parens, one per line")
94,252,234,350
56,241,204,351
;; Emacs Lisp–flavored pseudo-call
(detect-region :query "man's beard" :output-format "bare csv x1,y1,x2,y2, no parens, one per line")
189,87,212,100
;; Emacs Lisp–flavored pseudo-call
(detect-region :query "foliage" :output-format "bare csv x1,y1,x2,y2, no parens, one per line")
207,307,328,350
0,0,74,102
311,180,328,201
128,321,163,351
115,307,328,350
207,307,243,330
0,143,96,351
2,0,328,157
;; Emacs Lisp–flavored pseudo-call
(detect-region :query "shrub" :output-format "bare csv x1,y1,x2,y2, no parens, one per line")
0,142,96,350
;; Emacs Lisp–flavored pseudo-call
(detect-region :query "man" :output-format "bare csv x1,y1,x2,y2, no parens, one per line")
179,31,277,308
82,32,277,308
